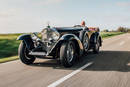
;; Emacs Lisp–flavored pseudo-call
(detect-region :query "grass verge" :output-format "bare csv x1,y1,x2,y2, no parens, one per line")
0,34,20,63
0,56,18,63
101,32,124,39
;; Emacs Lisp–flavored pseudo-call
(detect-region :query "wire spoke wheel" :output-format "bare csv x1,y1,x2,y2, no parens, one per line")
83,34,89,51
67,42,74,62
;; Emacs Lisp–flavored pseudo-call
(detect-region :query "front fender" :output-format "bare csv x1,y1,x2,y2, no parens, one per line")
17,34,31,40
17,34,34,50
60,34,83,50
49,34,84,56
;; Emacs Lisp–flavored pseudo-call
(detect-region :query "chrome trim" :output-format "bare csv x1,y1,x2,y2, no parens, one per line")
29,52,47,56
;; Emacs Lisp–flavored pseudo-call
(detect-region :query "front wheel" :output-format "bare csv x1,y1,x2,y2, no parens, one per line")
18,41,36,65
60,41,76,67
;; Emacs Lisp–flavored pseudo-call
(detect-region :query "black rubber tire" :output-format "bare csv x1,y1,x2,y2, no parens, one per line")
93,38,100,54
18,41,36,65
60,41,76,67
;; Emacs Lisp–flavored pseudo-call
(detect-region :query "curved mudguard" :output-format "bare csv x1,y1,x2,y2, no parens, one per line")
17,34,34,50
95,32,102,46
90,32,102,46
60,34,84,50
49,34,84,56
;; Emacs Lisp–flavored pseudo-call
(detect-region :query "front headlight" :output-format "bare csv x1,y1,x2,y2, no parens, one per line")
51,31,59,40
41,28,60,42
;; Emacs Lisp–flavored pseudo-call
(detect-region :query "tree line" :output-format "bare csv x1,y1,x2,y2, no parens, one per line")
103,27,130,32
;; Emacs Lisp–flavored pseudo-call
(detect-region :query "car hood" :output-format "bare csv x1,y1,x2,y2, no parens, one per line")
54,27,83,32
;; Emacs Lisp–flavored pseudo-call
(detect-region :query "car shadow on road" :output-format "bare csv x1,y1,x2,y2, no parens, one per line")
31,51,130,72
85,51,130,72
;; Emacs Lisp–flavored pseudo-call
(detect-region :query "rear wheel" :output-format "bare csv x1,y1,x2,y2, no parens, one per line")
18,41,36,65
93,38,100,54
83,34,89,52
60,41,76,67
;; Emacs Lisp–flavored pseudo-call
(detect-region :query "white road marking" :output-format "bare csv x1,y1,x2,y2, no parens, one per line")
48,62,93,87
119,41,125,46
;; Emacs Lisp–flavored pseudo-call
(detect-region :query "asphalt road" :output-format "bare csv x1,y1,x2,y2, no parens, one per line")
0,33,130,87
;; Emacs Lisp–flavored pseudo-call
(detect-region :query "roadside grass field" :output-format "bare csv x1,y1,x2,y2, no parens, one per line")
0,32,125,63
0,34,21,63
100,32,124,39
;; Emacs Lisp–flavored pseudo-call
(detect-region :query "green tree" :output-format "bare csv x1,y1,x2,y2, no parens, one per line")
117,27,127,32
103,29,109,32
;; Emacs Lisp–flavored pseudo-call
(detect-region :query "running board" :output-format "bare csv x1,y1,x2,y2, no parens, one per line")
29,52,47,56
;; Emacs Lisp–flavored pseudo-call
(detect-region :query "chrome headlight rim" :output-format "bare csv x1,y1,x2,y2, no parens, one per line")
41,27,60,42
51,28,60,40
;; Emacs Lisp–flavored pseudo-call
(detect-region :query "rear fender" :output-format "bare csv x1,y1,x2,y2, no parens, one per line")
99,36,102,46
90,32,102,46
17,34,34,50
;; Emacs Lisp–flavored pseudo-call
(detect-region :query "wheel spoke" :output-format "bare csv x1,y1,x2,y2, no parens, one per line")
83,34,88,49
67,43,74,62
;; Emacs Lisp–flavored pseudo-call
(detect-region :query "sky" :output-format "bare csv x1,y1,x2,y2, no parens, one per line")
0,0,130,33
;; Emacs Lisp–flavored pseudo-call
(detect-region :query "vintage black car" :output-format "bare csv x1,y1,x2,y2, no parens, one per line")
17,26,102,67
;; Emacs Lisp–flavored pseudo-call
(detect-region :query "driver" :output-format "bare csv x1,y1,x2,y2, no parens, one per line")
81,21,86,26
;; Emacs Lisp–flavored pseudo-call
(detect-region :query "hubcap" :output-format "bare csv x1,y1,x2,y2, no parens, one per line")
67,43,74,62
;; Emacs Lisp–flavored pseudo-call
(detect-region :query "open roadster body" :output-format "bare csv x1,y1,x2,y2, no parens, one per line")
17,26,102,67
